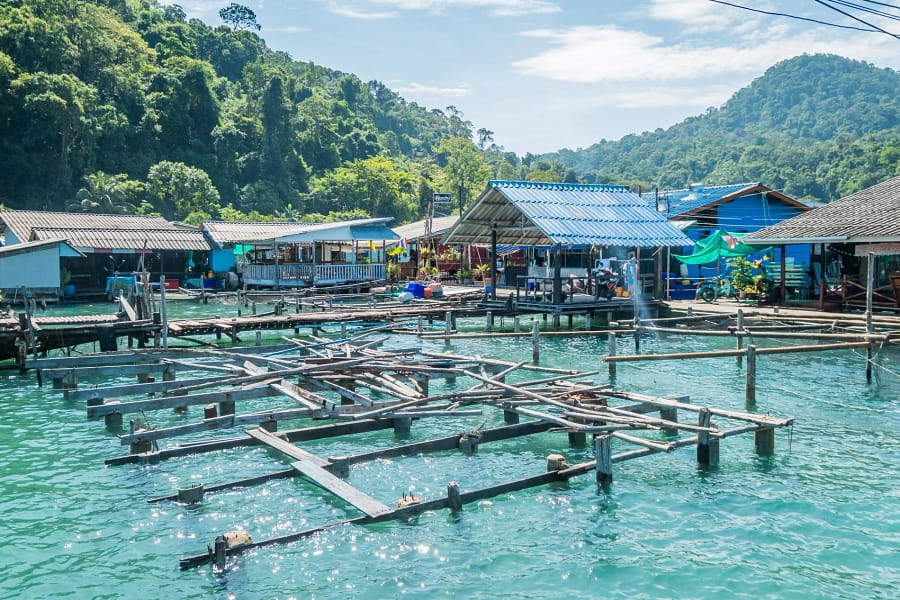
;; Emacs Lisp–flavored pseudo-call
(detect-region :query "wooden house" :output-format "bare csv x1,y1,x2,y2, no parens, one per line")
0,210,209,297
646,183,811,290
202,218,400,289
744,175,900,311
0,239,84,303
443,181,693,311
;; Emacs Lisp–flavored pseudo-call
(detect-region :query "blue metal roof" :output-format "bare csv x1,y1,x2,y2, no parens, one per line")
645,183,760,217
444,181,693,247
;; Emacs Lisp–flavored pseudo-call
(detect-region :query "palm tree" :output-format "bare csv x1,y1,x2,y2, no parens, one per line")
66,172,137,214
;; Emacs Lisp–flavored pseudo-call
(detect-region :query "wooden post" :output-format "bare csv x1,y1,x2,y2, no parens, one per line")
552,313,560,331
568,430,586,447
341,322,347,339
393,417,412,436
503,409,519,424
696,408,719,467
447,482,462,511
746,344,757,407
514,316,520,333
251,300,257,316
103,399,123,430
633,317,640,353
417,316,423,333
531,320,540,364
213,536,226,571
866,341,874,383
485,311,493,332
660,395,687,436
219,395,235,416
736,309,744,367
445,311,453,337
260,419,277,432
607,332,617,378
595,435,612,485
755,427,775,456
866,252,875,334
255,330,262,346
584,313,591,331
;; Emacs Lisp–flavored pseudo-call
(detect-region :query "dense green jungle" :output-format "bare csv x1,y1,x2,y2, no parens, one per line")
1,0,898,224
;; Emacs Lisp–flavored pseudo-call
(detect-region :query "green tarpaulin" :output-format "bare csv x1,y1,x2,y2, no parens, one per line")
673,230,768,265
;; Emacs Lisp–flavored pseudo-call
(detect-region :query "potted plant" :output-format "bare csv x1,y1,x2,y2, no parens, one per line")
726,256,756,299
474,263,491,286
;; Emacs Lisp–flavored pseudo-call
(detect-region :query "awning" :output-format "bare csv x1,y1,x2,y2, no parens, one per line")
673,230,769,264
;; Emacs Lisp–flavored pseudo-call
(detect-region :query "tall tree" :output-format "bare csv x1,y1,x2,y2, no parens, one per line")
219,3,261,31
435,137,491,215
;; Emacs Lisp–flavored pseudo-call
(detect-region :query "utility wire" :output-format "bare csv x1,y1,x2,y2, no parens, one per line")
707,0,877,31
813,0,900,38
830,0,900,20
708,0,900,38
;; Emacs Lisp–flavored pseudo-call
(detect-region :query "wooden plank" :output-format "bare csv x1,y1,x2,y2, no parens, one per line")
290,459,391,518
119,295,137,321
245,427,330,467
86,386,280,418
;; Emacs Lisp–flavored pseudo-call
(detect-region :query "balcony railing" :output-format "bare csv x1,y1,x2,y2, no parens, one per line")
241,263,385,287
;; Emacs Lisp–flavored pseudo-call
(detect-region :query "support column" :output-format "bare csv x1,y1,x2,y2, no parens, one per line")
696,408,719,467
595,435,612,485
755,427,775,456
746,344,757,407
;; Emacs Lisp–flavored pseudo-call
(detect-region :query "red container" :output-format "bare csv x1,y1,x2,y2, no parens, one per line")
164,279,180,290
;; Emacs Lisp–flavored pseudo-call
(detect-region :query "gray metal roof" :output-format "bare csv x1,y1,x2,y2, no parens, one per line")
0,238,85,258
203,218,396,246
642,182,809,218
202,221,321,245
30,228,210,251
0,210,176,243
743,175,900,244
392,215,459,242
442,181,694,247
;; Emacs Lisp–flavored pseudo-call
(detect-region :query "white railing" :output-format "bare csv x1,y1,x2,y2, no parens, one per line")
241,263,385,287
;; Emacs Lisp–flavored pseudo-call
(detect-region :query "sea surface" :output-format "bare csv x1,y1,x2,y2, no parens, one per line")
1,299,898,599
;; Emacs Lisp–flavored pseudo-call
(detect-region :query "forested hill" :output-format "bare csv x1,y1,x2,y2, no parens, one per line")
0,0,511,224
1,4,898,224
545,54,900,202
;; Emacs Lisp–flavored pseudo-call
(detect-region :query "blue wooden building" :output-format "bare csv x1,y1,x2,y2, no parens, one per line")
644,183,812,295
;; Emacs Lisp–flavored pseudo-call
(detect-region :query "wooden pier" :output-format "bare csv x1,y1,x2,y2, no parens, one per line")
28,326,796,571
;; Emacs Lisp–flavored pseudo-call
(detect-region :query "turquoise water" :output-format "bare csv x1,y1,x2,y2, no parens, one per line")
1,300,899,599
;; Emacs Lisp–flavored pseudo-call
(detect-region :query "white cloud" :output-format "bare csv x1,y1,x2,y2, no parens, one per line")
326,0,560,18
647,0,749,30
266,26,312,34
512,24,900,85
393,81,472,99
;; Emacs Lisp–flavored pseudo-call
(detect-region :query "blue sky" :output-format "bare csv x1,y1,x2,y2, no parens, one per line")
164,1,900,155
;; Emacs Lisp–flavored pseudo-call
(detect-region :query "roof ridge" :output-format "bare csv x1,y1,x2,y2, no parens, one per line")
489,180,629,192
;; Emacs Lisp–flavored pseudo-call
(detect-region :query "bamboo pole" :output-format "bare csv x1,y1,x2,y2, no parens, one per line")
602,340,872,363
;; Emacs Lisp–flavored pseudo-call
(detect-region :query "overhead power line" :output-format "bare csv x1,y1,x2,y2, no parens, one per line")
707,0,900,38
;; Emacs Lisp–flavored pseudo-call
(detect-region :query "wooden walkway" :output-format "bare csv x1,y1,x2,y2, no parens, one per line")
25,329,796,571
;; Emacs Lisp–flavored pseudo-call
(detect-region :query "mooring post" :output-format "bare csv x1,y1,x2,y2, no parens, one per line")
328,456,350,478
513,316,520,333
251,300,256,316
458,431,481,455
584,313,591,331
260,419,277,432
341,322,347,339
736,309,745,367
866,340,874,383
552,312,560,331
204,403,217,421
485,311,493,332
219,394,235,417
531,319,540,364
633,316,641,353
255,330,262,346
746,344,757,406
607,332,617,378
103,399,123,431
213,536,227,571
660,395,687,436
755,427,775,456
445,311,453,339
503,408,519,424
568,429,587,447
296,296,301,313
696,408,719,467
177,483,204,505
393,416,412,436
417,316,423,334
447,482,462,511
595,435,612,485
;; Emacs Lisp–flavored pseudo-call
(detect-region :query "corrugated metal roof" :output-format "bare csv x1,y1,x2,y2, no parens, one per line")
30,228,210,251
744,175,900,244
0,210,176,243
392,215,458,241
202,221,322,245
443,180,693,247
204,218,395,245
645,182,809,218
0,238,85,257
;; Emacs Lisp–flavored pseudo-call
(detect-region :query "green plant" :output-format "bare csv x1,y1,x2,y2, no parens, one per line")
726,256,756,292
